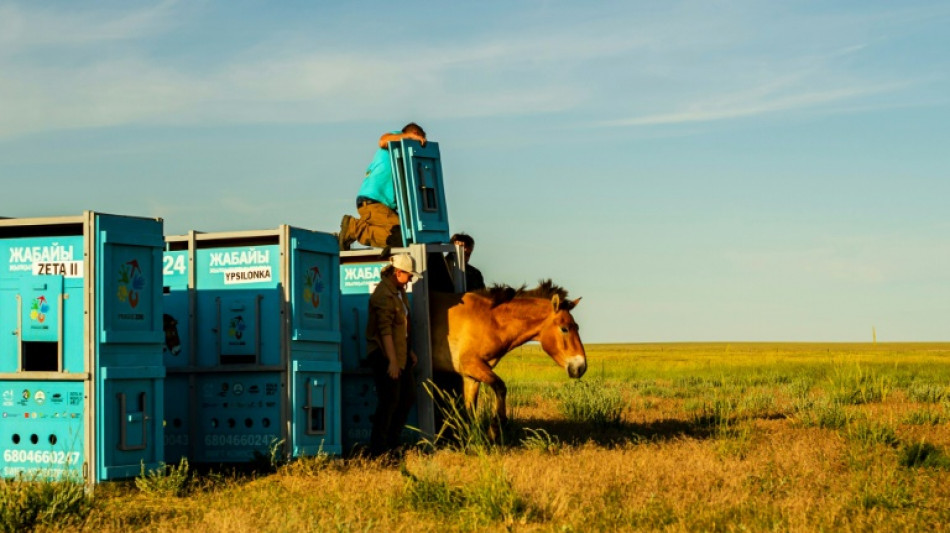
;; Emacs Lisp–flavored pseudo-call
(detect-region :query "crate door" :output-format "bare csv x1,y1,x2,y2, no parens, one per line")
390,141,451,245
290,232,340,345
292,363,341,456
95,215,165,480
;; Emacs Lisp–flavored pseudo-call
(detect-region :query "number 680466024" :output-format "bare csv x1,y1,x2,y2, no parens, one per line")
2,449,80,465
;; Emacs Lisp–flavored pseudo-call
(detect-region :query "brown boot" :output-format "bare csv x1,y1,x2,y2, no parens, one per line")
338,215,356,251
385,225,403,247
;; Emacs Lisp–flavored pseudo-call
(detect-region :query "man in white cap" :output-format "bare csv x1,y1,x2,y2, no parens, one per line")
365,254,421,459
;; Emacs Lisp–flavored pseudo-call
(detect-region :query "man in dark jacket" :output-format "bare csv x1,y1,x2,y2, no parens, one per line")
449,232,485,291
366,254,420,458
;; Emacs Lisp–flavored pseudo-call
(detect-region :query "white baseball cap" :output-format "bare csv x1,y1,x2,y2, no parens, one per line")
390,254,422,281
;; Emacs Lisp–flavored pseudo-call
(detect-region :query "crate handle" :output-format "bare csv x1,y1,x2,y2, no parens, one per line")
117,392,149,451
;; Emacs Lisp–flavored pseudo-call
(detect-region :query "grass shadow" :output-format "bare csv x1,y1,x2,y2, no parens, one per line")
511,416,721,447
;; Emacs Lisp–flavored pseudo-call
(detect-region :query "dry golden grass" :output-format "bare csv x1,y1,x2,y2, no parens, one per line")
39,343,950,531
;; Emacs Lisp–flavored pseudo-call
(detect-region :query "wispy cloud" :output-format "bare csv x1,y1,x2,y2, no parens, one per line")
0,57,209,137
0,1,943,140
0,1,181,49
0,18,594,138
599,80,910,127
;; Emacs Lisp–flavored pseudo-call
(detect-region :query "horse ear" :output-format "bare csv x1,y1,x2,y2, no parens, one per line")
571,297,582,308
551,294,560,312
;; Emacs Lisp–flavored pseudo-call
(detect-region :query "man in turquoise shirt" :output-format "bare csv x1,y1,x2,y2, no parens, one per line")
339,123,427,250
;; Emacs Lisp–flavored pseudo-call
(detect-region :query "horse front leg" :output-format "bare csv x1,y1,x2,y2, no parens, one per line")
488,378,508,426
485,376,507,443
462,376,481,413
462,363,507,442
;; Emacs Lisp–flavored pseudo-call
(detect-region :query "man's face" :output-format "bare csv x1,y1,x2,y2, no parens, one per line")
394,268,412,287
454,240,473,262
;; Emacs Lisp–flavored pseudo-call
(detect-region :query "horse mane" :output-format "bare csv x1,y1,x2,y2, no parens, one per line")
473,279,575,310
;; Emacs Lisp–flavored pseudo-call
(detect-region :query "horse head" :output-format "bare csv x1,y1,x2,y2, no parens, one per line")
538,294,587,379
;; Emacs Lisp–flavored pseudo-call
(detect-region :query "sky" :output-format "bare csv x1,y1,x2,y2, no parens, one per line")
1,0,948,343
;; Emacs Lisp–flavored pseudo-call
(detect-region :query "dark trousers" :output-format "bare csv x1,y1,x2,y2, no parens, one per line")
369,350,417,456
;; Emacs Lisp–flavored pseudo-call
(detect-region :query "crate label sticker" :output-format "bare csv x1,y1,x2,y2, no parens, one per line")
209,249,270,269
223,267,272,285
203,433,279,448
301,265,325,318
341,263,385,294
2,450,81,466
163,253,186,276
32,261,82,278
162,251,188,286
27,296,52,329
165,434,189,447
226,315,249,346
7,243,76,273
340,263,412,294
116,259,147,319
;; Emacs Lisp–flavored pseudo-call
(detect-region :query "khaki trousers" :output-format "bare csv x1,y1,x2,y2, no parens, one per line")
346,202,402,248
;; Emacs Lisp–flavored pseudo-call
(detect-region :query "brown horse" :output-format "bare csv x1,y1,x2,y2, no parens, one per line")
429,280,587,434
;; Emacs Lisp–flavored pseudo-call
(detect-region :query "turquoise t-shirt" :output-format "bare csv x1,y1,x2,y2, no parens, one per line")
357,132,399,210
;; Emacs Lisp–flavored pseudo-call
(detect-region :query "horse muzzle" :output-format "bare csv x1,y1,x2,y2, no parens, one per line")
567,355,587,379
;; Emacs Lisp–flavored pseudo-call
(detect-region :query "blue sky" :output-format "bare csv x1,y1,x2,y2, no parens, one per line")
1,1,948,342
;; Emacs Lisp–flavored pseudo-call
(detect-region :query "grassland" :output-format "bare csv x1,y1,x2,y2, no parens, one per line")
7,342,950,532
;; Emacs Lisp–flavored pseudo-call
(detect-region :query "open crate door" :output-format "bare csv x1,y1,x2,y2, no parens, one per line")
95,213,165,480
390,140,451,245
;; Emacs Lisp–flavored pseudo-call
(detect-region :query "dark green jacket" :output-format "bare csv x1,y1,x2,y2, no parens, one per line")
366,274,410,367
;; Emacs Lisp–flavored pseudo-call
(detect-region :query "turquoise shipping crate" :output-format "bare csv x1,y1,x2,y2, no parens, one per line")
162,226,341,463
0,212,165,487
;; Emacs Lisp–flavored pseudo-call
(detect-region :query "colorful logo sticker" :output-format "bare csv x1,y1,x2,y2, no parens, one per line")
228,315,246,340
303,266,324,308
30,296,50,323
117,259,146,308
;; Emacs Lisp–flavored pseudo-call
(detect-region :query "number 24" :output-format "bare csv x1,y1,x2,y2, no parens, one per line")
163,255,186,275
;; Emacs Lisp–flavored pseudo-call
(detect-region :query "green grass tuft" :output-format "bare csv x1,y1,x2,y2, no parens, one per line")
519,428,562,454
135,458,193,498
418,381,501,453
0,475,92,532
846,419,900,448
401,458,533,528
555,380,626,428
899,441,950,469
827,363,891,405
